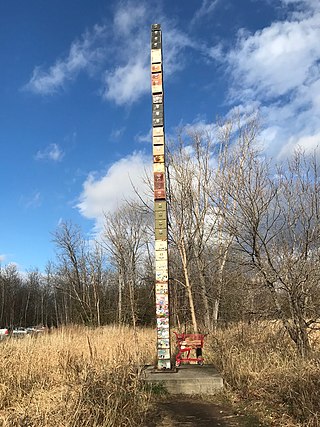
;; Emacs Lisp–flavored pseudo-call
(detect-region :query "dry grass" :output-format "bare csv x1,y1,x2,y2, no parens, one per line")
207,322,320,427
0,325,156,426
2,322,319,426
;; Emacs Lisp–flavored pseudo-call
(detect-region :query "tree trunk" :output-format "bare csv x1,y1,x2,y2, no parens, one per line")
179,241,198,333
118,268,123,324
212,240,231,331
196,258,211,331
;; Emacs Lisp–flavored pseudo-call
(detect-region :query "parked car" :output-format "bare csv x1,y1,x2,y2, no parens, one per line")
12,327,28,337
0,328,10,340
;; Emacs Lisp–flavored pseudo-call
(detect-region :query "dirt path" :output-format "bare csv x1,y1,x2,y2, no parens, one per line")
146,397,264,427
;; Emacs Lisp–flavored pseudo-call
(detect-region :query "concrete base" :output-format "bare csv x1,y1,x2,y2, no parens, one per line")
143,364,223,395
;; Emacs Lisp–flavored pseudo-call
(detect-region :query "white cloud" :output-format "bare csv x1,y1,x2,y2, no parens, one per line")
110,127,126,140
104,60,149,105
183,120,216,138
135,128,152,143
20,191,42,209
102,2,149,105
278,132,320,157
228,14,320,100
113,2,147,36
103,22,194,106
224,1,320,157
280,0,320,15
191,0,219,26
25,25,107,95
163,27,196,76
25,1,196,105
77,152,151,228
35,143,64,162
103,2,194,106
0,254,7,263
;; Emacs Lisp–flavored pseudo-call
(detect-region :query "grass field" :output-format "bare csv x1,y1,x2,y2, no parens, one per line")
0,323,319,426
207,322,320,427
0,326,155,426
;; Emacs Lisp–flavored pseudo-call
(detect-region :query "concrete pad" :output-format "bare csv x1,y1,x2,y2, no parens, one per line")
143,364,223,395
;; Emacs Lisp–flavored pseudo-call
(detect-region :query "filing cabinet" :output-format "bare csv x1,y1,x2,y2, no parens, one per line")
155,227,167,239
153,144,164,155
153,135,164,145
155,201,166,212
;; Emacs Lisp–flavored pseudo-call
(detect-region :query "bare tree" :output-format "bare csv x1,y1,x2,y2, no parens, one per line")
102,203,150,328
167,131,217,332
53,221,105,325
216,119,320,356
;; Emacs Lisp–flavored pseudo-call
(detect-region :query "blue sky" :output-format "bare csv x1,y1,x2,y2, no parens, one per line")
1,0,319,272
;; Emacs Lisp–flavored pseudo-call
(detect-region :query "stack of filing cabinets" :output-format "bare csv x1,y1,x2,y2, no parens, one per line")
151,24,171,370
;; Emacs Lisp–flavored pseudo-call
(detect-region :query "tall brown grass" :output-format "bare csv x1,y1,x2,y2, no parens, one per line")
207,322,320,427
2,323,319,426
0,326,156,426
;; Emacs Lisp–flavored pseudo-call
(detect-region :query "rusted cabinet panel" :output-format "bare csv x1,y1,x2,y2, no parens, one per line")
154,172,165,198
151,63,162,73
151,72,162,93
154,171,165,185
154,189,165,199
153,154,165,163
152,73,162,85
154,175,165,193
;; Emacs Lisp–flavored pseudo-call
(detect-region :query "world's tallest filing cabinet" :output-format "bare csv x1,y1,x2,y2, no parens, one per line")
151,24,171,370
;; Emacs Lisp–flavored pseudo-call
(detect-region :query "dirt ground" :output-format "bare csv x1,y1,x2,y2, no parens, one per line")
146,397,265,427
